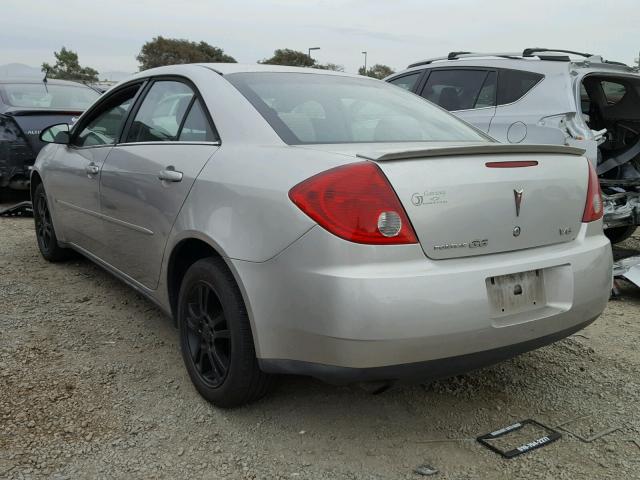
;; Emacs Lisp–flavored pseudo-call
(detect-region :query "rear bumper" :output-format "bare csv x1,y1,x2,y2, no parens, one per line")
259,316,597,384
232,221,612,380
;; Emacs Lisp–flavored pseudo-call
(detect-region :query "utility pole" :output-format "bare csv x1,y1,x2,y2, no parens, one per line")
362,51,368,73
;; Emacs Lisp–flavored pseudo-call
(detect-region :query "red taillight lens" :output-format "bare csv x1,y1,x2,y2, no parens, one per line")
582,159,603,222
289,162,418,244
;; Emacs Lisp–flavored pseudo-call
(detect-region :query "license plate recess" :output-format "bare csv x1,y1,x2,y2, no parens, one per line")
486,269,546,317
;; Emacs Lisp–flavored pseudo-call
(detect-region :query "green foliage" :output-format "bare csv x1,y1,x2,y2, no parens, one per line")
260,49,315,67
358,64,395,79
313,63,345,72
260,49,344,72
136,36,237,70
41,47,99,83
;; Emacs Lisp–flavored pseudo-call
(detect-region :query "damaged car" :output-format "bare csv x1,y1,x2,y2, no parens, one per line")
0,77,99,197
386,48,640,243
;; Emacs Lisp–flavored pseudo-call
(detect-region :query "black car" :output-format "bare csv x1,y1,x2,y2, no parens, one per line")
0,78,100,195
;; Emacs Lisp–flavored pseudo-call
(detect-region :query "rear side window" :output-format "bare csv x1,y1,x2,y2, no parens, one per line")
474,71,497,109
601,81,626,104
126,81,194,142
388,72,422,91
497,70,543,105
420,70,491,111
178,99,218,142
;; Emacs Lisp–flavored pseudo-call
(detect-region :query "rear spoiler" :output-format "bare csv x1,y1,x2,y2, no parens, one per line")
357,144,585,162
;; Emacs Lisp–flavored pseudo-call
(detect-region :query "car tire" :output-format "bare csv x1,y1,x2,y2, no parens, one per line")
33,183,72,262
178,257,273,408
605,225,637,244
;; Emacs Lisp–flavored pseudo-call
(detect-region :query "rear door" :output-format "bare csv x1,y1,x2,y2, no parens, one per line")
418,68,497,132
46,83,143,256
99,78,220,289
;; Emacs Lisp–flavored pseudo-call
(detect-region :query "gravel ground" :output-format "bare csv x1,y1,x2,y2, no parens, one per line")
1,210,639,479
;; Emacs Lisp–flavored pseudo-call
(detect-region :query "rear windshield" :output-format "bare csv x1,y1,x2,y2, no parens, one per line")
0,83,99,109
226,72,488,145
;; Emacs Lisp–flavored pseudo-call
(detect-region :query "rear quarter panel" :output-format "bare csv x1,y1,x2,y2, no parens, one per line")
167,144,354,262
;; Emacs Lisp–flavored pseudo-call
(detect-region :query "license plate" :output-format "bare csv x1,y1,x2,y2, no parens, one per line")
486,269,545,317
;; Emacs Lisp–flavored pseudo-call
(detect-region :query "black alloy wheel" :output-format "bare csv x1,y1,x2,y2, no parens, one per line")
183,281,231,388
178,257,273,407
33,183,70,262
35,192,53,251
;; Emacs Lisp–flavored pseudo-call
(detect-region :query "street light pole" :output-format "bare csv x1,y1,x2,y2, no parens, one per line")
362,51,367,73
308,47,320,60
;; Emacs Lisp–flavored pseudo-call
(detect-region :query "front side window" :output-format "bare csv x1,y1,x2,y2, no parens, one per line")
73,84,140,147
0,83,99,109
497,69,543,105
126,81,194,142
388,72,422,91
226,72,487,145
420,70,490,111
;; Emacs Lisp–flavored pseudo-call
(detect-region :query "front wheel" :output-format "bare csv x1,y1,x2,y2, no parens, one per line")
178,257,273,408
605,225,637,244
33,183,71,262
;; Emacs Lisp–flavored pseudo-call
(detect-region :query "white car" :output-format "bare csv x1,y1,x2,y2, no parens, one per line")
32,64,612,407
386,48,640,243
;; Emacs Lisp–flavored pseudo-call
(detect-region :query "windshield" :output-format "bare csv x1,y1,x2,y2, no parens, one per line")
226,72,488,145
0,83,100,110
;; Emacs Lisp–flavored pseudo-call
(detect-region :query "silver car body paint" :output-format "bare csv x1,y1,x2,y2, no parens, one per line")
33,63,612,377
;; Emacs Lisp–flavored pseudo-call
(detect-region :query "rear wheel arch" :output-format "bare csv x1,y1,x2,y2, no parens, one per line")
166,238,253,330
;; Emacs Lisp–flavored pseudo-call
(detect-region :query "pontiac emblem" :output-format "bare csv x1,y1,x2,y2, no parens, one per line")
513,189,523,217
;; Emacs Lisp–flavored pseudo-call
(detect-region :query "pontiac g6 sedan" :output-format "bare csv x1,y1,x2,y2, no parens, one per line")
32,64,612,407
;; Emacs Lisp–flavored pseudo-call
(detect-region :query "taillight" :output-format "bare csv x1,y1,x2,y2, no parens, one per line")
289,162,418,244
582,159,603,222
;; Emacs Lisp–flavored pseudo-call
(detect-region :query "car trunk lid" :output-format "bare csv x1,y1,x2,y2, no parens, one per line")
361,144,588,259
5,109,82,154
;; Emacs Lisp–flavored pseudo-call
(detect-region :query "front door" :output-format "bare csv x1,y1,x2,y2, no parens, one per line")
48,83,142,256
98,80,220,289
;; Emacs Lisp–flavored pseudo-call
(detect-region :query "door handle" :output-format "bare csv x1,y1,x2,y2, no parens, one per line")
158,167,183,183
85,163,100,176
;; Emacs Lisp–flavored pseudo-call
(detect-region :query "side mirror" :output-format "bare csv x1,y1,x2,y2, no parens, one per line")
40,123,70,145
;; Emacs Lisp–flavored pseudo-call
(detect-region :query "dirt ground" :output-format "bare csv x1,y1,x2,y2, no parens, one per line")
1,206,639,479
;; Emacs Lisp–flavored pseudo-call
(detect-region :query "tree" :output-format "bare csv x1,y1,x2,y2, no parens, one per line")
260,49,315,67
260,49,344,72
41,47,99,82
358,64,395,79
136,36,236,70
313,63,345,72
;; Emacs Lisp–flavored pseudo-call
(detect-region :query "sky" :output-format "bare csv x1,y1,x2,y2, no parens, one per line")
1,0,639,76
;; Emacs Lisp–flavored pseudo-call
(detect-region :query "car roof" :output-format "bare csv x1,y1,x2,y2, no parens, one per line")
395,52,640,79
201,63,357,77
126,63,361,80
0,77,92,87
394,57,572,76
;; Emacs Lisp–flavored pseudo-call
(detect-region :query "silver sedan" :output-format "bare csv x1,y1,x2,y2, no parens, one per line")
32,64,612,407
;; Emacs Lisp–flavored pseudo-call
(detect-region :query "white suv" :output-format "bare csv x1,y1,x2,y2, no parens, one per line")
386,48,640,243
